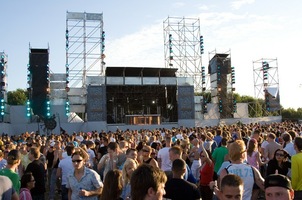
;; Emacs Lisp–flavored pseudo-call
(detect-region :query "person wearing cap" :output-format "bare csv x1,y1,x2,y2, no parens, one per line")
0,149,21,194
265,174,294,200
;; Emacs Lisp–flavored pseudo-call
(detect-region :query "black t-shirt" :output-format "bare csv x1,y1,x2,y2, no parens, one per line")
98,146,108,159
25,160,46,195
164,178,201,200
46,150,54,168
266,159,291,176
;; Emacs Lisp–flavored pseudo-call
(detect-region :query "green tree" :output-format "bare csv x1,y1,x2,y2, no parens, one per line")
7,89,27,105
281,107,302,120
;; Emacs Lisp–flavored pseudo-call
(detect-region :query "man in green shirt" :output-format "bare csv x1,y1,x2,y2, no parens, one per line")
0,149,21,194
212,137,229,173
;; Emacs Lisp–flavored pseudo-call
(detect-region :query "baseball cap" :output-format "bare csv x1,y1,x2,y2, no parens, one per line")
265,174,292,190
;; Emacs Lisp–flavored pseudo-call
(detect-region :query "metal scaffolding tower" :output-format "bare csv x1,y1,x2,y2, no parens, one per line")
65,12,105,121
253,58,280,113
163,17,203,92
0,52,8,122
66,11,105,88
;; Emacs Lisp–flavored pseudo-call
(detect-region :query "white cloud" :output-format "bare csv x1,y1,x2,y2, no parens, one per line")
103,10,302,109
106,23,164,67
231,0,255,10
173,2,186,8
198,5,209,11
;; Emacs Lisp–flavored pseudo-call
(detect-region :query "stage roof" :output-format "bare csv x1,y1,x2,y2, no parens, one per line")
105,67,178,77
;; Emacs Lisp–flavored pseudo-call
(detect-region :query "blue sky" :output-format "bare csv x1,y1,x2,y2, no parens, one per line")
1,0,302,109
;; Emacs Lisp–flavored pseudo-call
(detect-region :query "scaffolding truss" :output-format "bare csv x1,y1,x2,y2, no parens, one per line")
163,17,203,92
65,12,105,121
66,11,105,88
0,52,8,122
253,58,280,114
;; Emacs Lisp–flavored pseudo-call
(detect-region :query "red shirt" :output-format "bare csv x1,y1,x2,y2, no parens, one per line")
199,162,214,186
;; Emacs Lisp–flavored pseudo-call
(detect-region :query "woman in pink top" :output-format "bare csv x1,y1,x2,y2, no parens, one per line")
20,172,35,200
247,138,267,200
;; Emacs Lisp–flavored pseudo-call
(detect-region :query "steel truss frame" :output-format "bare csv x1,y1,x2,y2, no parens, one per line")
253,58,281,115
163,17,203,92
66,11,105,88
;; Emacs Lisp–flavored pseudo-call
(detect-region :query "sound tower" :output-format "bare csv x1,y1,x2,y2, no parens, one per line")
29,48,49,118
209,53,233,118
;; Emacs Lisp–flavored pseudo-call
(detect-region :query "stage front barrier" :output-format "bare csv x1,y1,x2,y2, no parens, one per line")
125,114,161,125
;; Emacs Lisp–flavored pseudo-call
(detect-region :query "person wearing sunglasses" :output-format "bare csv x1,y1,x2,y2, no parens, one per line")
266,149,291,176
20,172,35,200
66,148,103,200
141,145,159,169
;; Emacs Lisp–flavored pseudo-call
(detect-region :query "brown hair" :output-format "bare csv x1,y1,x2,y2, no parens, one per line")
101,169,123,200
131,164,167,200
29,147,40,159
169,145,182,156
71,148,89,161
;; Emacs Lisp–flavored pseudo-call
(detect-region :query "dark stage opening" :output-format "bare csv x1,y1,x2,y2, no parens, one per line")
106,85,178,124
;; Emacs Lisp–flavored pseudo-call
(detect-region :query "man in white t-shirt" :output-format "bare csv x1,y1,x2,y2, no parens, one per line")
283,132,296,156
57,145,75,200
157,135,172,171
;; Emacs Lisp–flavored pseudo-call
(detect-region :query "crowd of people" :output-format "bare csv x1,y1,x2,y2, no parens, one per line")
0,121,302,200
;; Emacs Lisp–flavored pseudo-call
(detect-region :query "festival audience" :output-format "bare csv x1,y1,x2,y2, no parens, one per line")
0,121,302,199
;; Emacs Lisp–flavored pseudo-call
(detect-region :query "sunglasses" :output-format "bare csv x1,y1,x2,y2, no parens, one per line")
275,153,284,157
72,160,83,163
142,149,150,153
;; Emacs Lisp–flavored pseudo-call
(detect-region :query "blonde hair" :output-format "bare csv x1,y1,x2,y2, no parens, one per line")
228,140,246,162
122,158,138,186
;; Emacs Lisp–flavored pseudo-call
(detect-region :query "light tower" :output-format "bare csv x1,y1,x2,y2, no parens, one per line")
163,17,203,92
253,58,280,115
0,52,7,121
65,12,104,120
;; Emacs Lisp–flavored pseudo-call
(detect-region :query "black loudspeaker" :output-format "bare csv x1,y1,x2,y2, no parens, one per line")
29,49,49,117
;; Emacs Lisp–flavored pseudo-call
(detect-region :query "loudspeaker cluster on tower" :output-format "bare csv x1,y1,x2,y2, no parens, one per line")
0,52,7,119
208,50,236,119
27,47,51,119
253,58,281,115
